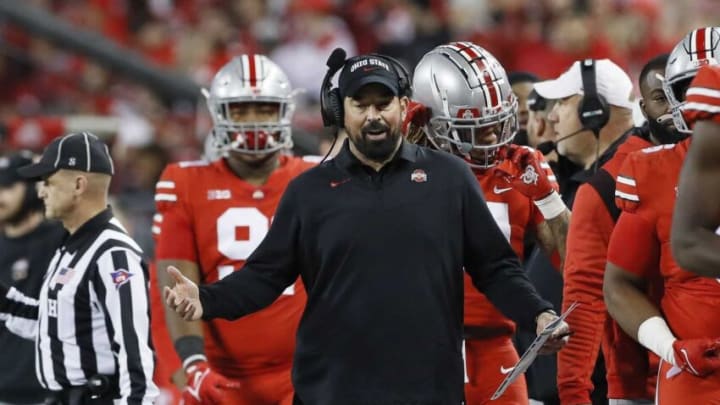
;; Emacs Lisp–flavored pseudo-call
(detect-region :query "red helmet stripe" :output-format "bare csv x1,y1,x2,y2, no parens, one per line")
249,54,258,88
697,28,708,60
454,44,500,108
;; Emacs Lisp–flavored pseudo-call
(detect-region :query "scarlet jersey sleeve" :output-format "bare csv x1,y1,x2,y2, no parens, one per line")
607,212,659,278
610,152,660,277
683,65,720,128
153,162,199,262
614,153,641,213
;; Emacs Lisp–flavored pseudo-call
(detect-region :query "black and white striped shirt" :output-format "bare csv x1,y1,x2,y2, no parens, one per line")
0,208,157,404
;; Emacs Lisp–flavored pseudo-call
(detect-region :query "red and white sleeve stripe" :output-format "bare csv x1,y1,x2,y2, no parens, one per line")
682,65,720,127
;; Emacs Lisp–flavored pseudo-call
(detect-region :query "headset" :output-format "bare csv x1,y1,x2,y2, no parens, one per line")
320,48,412,128
577,59,610,136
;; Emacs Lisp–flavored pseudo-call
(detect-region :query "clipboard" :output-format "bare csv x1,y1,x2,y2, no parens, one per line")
491,301,579,400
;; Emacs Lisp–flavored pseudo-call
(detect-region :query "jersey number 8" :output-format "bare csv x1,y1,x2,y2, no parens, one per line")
216,207,294,295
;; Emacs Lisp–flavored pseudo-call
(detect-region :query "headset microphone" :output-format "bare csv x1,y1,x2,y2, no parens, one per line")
555,127,588,144
535,126,587,155
326,48,347,71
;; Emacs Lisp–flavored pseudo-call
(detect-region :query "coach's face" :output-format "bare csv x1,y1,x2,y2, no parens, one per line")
548,94,594,165
38,170,77,220
343,83,407,163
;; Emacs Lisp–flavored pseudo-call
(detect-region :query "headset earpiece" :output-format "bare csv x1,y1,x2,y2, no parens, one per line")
325,88,343,128
321,50,412,128
368,53,412,98
578,59,610,135
320,48,348,128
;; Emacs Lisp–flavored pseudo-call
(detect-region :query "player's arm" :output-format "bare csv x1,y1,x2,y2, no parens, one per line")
153,165,208,367
535,211,570,270
606,209,720,377
604,210,661,341
672,120,720,277
156,259,205,366
499,146,570,266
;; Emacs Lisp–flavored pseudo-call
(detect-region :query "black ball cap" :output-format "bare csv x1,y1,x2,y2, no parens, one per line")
0,151,35,186
339,55,400,99
18,132,114,180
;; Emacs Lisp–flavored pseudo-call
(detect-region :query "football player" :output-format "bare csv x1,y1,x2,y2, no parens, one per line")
153,54,316,405
605,27,720,404
408,42,571,405
671,53,720,277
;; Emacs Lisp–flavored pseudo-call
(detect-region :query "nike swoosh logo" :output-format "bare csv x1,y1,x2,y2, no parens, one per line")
500,366,514,375
330,179,351,188
494,186,513,194
186,369,209,400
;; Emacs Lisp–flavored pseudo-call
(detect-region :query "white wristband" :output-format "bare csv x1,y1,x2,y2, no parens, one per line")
637,316,677,366
533,191,566,220
182,354,208,371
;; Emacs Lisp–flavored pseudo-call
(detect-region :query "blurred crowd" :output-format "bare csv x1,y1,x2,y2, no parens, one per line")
0,0,713,255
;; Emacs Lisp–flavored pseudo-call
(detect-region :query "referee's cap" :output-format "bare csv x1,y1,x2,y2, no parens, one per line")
18,132,114,181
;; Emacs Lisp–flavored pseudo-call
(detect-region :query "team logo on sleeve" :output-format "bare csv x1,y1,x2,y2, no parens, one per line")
110,269,133,289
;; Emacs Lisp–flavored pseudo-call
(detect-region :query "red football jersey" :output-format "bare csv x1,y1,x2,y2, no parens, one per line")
613,140,720,340
154,155,315,378
682,65,720,128
463,149,556,330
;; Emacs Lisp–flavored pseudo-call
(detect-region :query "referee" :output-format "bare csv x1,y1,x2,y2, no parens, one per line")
0,133,158,404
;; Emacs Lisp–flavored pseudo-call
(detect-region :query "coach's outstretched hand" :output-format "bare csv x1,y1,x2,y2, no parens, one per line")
164,266,203,321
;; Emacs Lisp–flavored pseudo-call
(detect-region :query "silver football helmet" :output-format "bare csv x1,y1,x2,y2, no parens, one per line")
412,42,518,168
663,27,720,133
206,54,295,154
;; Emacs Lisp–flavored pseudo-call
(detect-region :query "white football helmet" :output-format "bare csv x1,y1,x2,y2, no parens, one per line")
207,54,295,154
412,42,518,168
663,27,720,133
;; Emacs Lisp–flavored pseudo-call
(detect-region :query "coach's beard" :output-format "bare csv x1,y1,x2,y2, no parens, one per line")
354,121,402,163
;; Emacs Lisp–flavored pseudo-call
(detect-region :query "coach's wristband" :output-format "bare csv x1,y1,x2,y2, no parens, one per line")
174,335,207,370
533,191,566,220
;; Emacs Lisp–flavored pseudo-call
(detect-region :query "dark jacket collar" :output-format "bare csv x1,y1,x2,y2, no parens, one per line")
64,207,113,252
570,126,636,183
334,138,418,171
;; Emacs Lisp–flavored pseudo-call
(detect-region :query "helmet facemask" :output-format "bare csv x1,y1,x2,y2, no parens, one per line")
426,88,518,168
663,71,696,134
205,55,296,156
209,98,294,155
662,27,720,134
412,42,519,169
